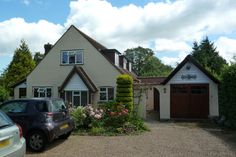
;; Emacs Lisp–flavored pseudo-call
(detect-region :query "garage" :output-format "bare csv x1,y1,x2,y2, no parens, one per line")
170,84,209,119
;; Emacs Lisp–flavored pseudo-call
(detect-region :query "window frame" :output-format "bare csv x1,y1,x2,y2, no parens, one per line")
60,49,84,65
99,87,115,102
33,86,52,98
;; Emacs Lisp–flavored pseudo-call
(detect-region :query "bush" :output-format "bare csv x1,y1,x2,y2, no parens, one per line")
0,86,9,103
219,64,236,128
70,106,86,129
116,75,134,111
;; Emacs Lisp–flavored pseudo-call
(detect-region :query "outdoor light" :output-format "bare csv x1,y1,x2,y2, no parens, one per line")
163,87,166,93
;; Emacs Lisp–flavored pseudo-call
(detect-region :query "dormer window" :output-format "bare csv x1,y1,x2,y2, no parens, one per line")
61,50,83,65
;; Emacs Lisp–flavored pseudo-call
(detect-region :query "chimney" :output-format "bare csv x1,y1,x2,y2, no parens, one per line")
44,43,52,55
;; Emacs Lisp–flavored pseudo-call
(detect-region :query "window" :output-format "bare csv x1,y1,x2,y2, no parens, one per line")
0,101,27,113
61,50,83,65
35,101,49,112
64,91,88,107
99,87,114,101
19,88,26,98
33,87,52,98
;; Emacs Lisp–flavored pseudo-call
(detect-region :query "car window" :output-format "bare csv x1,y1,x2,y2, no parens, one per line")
50,100,66,112
35,101,49,112
0,101,27,113
0,111,13,128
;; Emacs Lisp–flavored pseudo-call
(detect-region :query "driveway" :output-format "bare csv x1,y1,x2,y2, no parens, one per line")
26,121,236,157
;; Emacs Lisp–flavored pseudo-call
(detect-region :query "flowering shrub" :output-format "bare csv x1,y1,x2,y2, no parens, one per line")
70,105,105,129
71,102,148,135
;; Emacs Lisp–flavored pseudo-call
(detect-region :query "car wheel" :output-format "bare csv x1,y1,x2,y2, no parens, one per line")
59,131,71,139
27,131,47,152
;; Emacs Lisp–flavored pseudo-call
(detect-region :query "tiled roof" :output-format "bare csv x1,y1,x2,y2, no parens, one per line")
138,77,167,85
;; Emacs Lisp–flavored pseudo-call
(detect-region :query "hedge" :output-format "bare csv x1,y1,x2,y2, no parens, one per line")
219,64,236,128
116,74,133,111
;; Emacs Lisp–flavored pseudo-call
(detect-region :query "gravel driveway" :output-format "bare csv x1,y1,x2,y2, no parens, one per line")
26,121,236,157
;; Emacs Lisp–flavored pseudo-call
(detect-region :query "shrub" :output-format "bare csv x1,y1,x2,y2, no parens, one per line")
116,75,134,111
90,127,105,135
70,106,86,129
219,64,236,128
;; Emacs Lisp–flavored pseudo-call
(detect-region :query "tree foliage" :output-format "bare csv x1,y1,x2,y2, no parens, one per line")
124,46,172,76
3,40,35,88
219,63,236,128
34,52,44,65
0,86,9,102
191,37,227,77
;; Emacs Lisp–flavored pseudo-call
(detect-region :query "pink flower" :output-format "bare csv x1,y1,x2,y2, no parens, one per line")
94,114,101,119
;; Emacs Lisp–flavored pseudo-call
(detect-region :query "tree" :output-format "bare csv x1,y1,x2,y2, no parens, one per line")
140,56,173,76
124,46,172,76
4,40,35,88
0,86,9,102
191,37,227,77
34,52,44,65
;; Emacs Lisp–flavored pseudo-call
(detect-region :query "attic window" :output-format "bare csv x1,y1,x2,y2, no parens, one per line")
61,50,83,65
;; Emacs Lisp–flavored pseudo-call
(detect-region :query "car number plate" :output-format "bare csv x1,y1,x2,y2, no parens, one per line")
60,124,69,130
0,139,10,148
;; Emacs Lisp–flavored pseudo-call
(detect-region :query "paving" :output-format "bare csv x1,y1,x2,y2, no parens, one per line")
26,121,236,157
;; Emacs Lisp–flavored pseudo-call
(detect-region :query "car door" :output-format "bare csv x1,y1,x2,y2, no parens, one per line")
0,100,29,135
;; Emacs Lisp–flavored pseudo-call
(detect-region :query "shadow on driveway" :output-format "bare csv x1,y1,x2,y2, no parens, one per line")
26,138,67,155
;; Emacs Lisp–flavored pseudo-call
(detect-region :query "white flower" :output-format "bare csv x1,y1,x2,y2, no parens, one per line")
90,111,95,116
94,114,101,119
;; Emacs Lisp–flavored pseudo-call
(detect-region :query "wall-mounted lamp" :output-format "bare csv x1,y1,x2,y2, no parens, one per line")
163,87,166,93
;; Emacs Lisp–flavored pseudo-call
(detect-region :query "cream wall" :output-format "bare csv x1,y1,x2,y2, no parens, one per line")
26,26,121,103
142,61,219,120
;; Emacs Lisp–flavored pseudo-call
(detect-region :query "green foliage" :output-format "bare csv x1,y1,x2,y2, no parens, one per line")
70,106,86,129
90,127,105,135
116,75,133,111
191,37,227,77
219,64,236,128
0,86,9,102
3,40,35,89
124,46,172,76
33,52,44,65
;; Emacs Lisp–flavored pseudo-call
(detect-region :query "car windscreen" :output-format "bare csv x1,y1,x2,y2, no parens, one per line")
49,99,67,112
0,111,13,128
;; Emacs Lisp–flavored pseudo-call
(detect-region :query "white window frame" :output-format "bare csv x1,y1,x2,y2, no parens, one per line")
33,87,52,98
99,87,114,102
64,90,88,107
61,49,84,65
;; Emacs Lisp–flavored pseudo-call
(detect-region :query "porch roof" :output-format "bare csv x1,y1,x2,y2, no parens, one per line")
59,66,97,93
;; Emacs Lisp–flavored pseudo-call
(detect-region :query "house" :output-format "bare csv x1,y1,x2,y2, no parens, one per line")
137,55,219,119
12,25,219,120
12,25,137,107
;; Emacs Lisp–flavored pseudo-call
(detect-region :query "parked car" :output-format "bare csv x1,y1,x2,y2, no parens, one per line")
0,98,74,152
0,110,26,157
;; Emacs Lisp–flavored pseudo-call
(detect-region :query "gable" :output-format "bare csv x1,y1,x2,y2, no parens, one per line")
162,55,220,85
168,62,211,84
64,74,88,91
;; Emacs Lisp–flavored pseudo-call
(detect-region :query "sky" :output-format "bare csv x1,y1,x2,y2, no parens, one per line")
0,0,236,74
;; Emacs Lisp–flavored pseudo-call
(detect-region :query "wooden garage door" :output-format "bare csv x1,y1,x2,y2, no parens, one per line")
170,84,209,119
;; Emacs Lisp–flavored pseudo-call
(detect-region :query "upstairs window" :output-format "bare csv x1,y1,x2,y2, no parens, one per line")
61,50,83,65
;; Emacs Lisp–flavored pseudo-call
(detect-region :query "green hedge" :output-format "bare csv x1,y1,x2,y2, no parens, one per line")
116,75,134,111
219,64,236,128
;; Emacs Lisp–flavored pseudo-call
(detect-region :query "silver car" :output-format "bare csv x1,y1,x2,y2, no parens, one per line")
0,110,26,157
